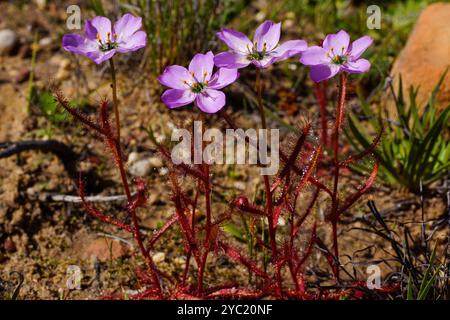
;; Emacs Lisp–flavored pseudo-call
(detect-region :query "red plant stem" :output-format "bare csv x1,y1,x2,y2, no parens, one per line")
204,166,212,229
255,68,282,296
182,251,192,286
54,89,103,134
183,180,201,286
330,73,347,282
197,246,208,295
288,208,301,295
314,81,328,146
112,141,132,200
109,58,121,141
110,131,162,295
197,113,213,295
221,112,334,199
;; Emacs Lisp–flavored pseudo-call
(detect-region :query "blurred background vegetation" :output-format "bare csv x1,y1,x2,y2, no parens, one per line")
81,0,440,81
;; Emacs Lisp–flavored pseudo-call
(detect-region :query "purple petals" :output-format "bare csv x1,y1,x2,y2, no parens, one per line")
195,89,226,113
342,58,371,74
84,20,100,40
159,53,238,113
348,35,373,59
213,51,250,69
86,49,117,65
253,20,281,52
189,51,215,82
62,14,147,64
161,89,196,109
62,34,115,65
116,31,147,53
216,20,307,69
208,68,239,89
114,14,143,42
300,30,372,82
309,64,339,83
300,46,330,66
271,40,307,62
87,16,112,41
158,65,193,90
62,34,97,55
323,30,350,52
216,28,252,53
252,56,274,69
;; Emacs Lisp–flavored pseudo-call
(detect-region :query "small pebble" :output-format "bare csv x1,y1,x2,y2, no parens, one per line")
34,0,46,9
39,37,52,47
152,252,165,263
0,29,18,56
233,181,246,191
128,156,164,177
127,152,139,165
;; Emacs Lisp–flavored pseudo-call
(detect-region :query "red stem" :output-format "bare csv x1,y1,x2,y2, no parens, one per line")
112,137,162,295
197,113,213,296
330,73,347,282
109,58,121,141
182,180,201,286
255,68,282,297
97,100,162,295
314,81,328,146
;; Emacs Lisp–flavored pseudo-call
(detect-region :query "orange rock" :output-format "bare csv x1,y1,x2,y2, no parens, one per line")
82,237,130,262
388,3,450,116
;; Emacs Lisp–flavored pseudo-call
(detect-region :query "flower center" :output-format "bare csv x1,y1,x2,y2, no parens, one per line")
191,82,206,93
185,72,209,93
327,46,349,65
246,42,267,61
97,32,118,52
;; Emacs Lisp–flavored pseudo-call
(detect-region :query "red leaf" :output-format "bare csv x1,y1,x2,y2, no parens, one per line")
206,288,264,299
219,242,268,279
339,127,383,167
294,146,321,198
271,124,311,192
337,160,379,216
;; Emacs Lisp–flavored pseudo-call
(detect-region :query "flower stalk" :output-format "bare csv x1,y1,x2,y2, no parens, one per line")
330,72,347,281
314,81,328,146
109,58,121,140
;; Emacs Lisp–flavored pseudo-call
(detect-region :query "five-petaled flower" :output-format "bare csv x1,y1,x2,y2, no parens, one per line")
62,14,147,64
300,30,373,82
214,20,307,69
158,51,239,113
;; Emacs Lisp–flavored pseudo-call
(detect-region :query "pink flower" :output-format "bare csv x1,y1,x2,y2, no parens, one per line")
158,51,239,113
62,14,147,64
300,30,373,82
214,20,307,69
